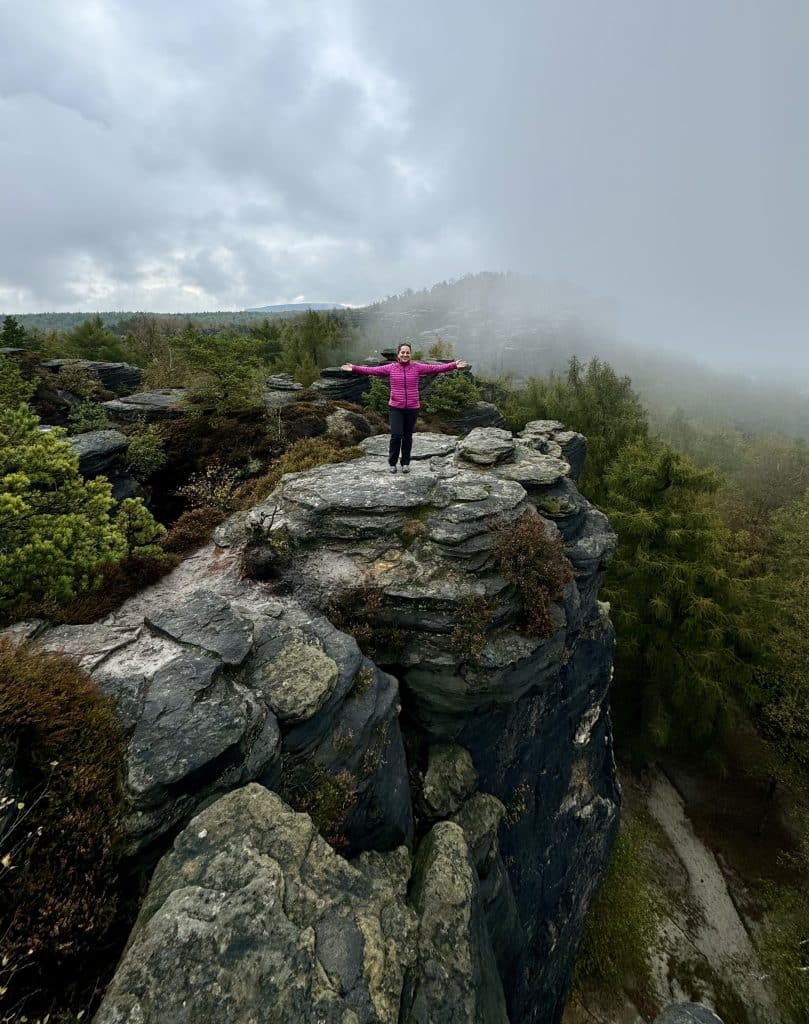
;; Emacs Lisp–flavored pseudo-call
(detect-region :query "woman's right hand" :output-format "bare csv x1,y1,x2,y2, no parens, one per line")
340,363,353,372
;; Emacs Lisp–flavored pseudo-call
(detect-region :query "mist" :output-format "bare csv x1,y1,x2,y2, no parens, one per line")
1,0,807,375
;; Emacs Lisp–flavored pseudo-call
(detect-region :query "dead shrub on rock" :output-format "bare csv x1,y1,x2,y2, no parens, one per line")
0,638,128,1019
494,510,574,638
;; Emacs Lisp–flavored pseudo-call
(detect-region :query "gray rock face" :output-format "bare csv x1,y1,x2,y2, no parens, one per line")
422,744,479,818
94,785,418,1024
404,821,509,1023
94,785,511,1024
451,400,508,432
654,1006,725,1024
518,420,587,482
103,388,187,422
24,553,412,858
43,358,144,392
69,429,129,477
242,422,618,1022
326,406,377,444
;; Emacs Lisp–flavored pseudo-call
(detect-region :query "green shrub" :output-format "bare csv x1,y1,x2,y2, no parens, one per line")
494,510,574,638
67,400,109,434
0,638,127,1018
0,405,167,622
126,425,167,480
56,363,103,400
0,354,36,412
362,377,390,416
422,372,480,420
46,554,177,624
572,816,658,1002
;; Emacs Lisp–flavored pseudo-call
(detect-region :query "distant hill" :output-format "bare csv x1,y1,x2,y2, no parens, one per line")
245,303,348,313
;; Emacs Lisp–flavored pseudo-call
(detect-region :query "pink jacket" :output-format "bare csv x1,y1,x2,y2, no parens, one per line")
350,360,458,409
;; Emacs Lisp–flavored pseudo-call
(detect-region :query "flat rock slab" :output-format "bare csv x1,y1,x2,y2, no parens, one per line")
146,589,254,666
361,432,459,460
43,359,144,392
103,388,187,422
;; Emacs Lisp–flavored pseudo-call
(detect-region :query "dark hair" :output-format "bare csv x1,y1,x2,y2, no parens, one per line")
397,342,412,353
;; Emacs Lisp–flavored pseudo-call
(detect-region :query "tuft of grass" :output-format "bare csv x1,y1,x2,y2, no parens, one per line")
161,506,226,555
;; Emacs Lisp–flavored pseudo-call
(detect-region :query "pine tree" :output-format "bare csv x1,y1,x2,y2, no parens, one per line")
602,437,757,760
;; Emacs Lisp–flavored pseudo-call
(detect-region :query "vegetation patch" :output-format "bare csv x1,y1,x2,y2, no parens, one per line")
325,585,406,661
278,758,357,851
571,815,659,1012
494,510,574,638
449,594,495,662
0,639,128,1021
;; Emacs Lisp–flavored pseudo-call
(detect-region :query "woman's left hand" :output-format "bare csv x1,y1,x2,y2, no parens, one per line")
456,359,469,369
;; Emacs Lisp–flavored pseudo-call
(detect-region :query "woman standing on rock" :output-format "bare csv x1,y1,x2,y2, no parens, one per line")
341,343,468,473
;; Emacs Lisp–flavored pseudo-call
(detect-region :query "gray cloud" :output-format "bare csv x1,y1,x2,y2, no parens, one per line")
0,0,807,371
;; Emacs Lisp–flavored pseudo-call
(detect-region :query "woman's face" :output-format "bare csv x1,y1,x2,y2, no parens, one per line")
397,345,412,364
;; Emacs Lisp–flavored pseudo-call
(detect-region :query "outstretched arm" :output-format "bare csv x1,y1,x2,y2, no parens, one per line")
340,362,392,376
415,359,469,374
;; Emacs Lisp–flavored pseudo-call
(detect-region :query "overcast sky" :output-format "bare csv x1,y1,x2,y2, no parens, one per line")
1,1,807,371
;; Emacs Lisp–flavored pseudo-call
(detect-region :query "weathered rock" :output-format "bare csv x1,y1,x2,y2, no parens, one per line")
654,1006,725,1024
69,429,129,477
43,358,144,392
450,401,508,432
24,551,412,856
519,420,587,481
403,821,509,1023
103,388,187,422
422,744,478,818
241,424,618,1022
312,366,373,404
94,785,419,1024
325,406,377,444
457,426,515,465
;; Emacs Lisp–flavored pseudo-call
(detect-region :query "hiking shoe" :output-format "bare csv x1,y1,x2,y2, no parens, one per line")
389,464,397,474
401,465,410,474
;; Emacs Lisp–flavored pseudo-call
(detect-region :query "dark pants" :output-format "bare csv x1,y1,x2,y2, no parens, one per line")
388,407,419,466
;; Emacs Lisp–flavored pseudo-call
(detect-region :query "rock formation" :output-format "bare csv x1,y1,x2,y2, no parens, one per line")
12,422,618,1023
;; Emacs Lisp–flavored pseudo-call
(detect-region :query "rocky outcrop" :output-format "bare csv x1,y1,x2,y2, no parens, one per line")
42,358,144,392
94,784,508,1024
20,546,412,859
102,388,188,422
68,428,142,501
242,422,619,1022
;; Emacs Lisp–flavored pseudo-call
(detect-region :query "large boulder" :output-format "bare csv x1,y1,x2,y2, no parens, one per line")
94,785,507,1024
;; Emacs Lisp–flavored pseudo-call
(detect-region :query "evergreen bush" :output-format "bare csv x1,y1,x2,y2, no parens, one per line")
422,371,480,420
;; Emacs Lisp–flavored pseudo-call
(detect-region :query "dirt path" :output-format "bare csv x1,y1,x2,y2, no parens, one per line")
646,770,777,1021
